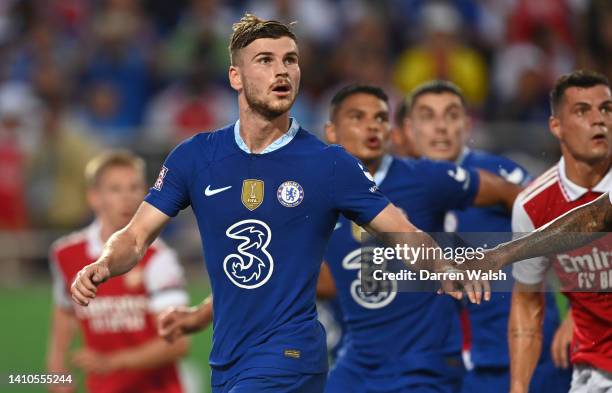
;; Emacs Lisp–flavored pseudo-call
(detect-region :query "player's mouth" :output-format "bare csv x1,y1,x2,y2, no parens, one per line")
271,82,292,97
365,136,382,149
430,140,452,150
591,131,608,144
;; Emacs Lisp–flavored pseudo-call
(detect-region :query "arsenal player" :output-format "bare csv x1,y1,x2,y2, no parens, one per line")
46,151,189,393
485,70,612,393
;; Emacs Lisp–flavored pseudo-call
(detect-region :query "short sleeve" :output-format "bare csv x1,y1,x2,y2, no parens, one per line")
609,192,612,204
49,252,72,310
144,139,194,217
331,147,390,225
511,197,550,285
144,246,189,313
428,161,479,211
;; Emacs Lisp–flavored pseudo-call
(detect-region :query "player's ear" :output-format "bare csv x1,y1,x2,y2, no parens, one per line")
324,120,338,144
229,65,242,92
549,115,562,140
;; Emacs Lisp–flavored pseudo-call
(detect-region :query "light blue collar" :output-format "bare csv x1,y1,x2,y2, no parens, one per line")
234,118,300,154
455,147,470,166
373,154,393,186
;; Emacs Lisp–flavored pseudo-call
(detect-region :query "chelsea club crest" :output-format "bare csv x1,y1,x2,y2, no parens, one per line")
277,181,304,207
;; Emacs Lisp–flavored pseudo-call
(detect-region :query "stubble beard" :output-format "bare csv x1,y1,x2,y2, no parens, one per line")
243,80,296,120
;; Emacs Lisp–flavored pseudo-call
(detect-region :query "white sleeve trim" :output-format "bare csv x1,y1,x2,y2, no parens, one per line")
49,254,72,310
144,247,188,312
149,290,189,313
511,196,550,285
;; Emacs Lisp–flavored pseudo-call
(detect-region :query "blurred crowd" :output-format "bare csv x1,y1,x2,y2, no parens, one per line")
0,0,611,234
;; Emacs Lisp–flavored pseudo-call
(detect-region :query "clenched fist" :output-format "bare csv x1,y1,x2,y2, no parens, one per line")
70,262,111,306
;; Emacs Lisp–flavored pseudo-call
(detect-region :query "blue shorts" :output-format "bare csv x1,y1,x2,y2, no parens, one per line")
460,361,571,393
212,367,327,393
326,359,462,393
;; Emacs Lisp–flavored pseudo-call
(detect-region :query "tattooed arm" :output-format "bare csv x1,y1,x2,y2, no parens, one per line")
488,193,612,268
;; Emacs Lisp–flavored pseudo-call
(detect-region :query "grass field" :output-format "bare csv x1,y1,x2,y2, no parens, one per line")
0,280,213,393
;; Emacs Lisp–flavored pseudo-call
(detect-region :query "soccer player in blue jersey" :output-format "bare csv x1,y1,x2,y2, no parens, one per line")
318,84,522,393
397,80,572,393
69,15,486,393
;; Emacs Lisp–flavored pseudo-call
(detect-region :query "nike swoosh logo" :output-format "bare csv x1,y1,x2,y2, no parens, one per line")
334,222,342,230
205,185,232,196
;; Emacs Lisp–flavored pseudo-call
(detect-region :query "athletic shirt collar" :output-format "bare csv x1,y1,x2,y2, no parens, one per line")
234,118,300,154
373,154,394,186
558,157,612,201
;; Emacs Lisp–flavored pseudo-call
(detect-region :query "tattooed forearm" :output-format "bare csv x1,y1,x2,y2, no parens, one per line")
491,193,611,267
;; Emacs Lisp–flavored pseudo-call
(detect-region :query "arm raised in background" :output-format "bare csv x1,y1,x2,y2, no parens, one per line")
70,202,170,306
473,169,523,211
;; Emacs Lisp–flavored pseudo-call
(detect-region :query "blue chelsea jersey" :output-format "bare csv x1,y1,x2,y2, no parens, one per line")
449,148,560,369
145,119,390,385
323,155,479,377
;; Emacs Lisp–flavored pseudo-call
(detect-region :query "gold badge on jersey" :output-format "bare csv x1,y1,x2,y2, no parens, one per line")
242,179,264,211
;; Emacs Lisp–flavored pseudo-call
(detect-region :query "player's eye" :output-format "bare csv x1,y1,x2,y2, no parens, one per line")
284,56,297,65
601,106,611,115
448,110,461,121
419,112,433,121
258,57,272,64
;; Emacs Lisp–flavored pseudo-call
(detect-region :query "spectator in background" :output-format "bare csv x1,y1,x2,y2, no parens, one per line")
393,1,488,106
492,44,552,122
581,0,612,81
26,61,100,229
144,57,236,146
160,0,234,81
79,0,155,145
47,151,190,393
0,83,38,230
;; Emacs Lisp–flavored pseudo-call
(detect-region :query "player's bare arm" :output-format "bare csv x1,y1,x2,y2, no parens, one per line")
551,311,573,369
72,323,190,374
486,192,611,270
70,202,171,306
46,306,78,393
474,169,523,211
158,295,213,343
508,282,545,393
364,203,491,303
316,262,337,299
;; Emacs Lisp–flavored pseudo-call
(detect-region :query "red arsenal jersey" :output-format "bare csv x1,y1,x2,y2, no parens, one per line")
50,221,188,393
512,158,612,372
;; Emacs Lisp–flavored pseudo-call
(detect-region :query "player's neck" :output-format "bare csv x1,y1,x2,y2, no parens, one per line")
562,152,611,189
238,106,291,154
364,156,383,176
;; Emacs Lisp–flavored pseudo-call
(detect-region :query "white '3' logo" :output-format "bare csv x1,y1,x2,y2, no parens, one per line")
343,247,397,309
223,219,273,289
